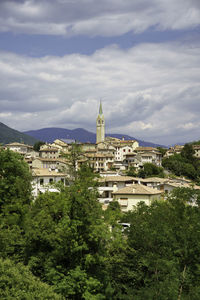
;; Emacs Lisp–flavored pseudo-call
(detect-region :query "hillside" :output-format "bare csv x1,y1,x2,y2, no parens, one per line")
24,127,166,147
0,122,38,145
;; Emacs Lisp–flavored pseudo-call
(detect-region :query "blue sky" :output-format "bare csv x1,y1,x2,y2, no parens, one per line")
0,0,200,145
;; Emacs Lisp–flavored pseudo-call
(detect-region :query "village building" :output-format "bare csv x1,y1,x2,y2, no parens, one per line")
5,142,34,155
165,145,184,157
39,147,59,159
98,175,136,204
112,184,162,212
50,139,74,153
31,157,68,173
193,145,200,158
135,147,162,166
32,168,68,198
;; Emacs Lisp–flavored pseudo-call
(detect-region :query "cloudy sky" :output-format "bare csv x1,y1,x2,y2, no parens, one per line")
0,0,200,146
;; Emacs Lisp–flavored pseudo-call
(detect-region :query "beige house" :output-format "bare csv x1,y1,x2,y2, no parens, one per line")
193,145,200,158
98,175,135,203
39,147,59,159
81,143,96,152
113,184,162,212
85,152,114,172
32,157,68,173
165,145,184,157
50,139,71,153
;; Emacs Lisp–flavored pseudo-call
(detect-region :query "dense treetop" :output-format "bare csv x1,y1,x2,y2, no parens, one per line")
1,148,200,299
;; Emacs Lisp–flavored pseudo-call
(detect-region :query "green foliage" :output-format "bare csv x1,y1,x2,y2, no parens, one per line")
162,143,200,181
61,142,83,180
109,189,200,299
24,169,111,299
157,147,167,157
33,141,45,151
104,201,122,226
3,145,200,299
0,258,63,299
0,149,32,216
181,143,195,162
0,149,32,260
126,166,137,177
138,163,164,178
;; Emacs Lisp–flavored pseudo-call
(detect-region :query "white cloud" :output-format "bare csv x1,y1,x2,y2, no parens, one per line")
0,39,199,145
0,0,199,36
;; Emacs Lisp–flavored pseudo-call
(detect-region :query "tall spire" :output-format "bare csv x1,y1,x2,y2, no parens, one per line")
99,100,103,115
96,100,105,143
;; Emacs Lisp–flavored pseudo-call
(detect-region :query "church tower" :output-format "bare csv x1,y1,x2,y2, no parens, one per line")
96,101,105,143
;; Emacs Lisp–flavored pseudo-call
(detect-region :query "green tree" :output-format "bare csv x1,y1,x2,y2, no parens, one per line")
181,143,195,163
0,149,32,260
157,147,167,157
61,142,83,180
24,167,111,299
126,166,137,177
109,188,200,299
0,258,63,299
138,163,164,178
33,141,45,151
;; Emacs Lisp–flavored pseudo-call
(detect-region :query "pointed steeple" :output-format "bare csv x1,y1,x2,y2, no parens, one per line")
96,100,105,143
99,100,103,115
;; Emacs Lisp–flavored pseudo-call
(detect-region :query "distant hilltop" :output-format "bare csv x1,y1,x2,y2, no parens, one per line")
0,121,166,147
0,122,38,145
23,127,166,148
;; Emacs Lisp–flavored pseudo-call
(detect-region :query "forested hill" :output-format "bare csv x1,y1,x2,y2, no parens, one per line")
24,127,166,147
0,122,38,145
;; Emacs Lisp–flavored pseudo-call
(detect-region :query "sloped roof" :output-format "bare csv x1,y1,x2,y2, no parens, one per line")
99,175,135,183
141,177,167,183
6,142,33,148
32,168,67,177
113,184,162,195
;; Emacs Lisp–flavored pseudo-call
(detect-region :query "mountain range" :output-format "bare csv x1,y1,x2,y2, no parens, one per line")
0,121,167,147
0,122,38,145
24,127,166,148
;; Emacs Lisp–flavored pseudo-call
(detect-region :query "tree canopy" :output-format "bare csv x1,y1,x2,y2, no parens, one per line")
2,148,200,299
162,143,200,182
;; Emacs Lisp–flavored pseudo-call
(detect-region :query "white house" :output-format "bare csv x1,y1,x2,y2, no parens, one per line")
32,168,67,198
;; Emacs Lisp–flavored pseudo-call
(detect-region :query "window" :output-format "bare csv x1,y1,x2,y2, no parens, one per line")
49,178,53,184
40,178,44,185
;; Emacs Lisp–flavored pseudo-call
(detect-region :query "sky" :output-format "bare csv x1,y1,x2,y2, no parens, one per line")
0,0,200,146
